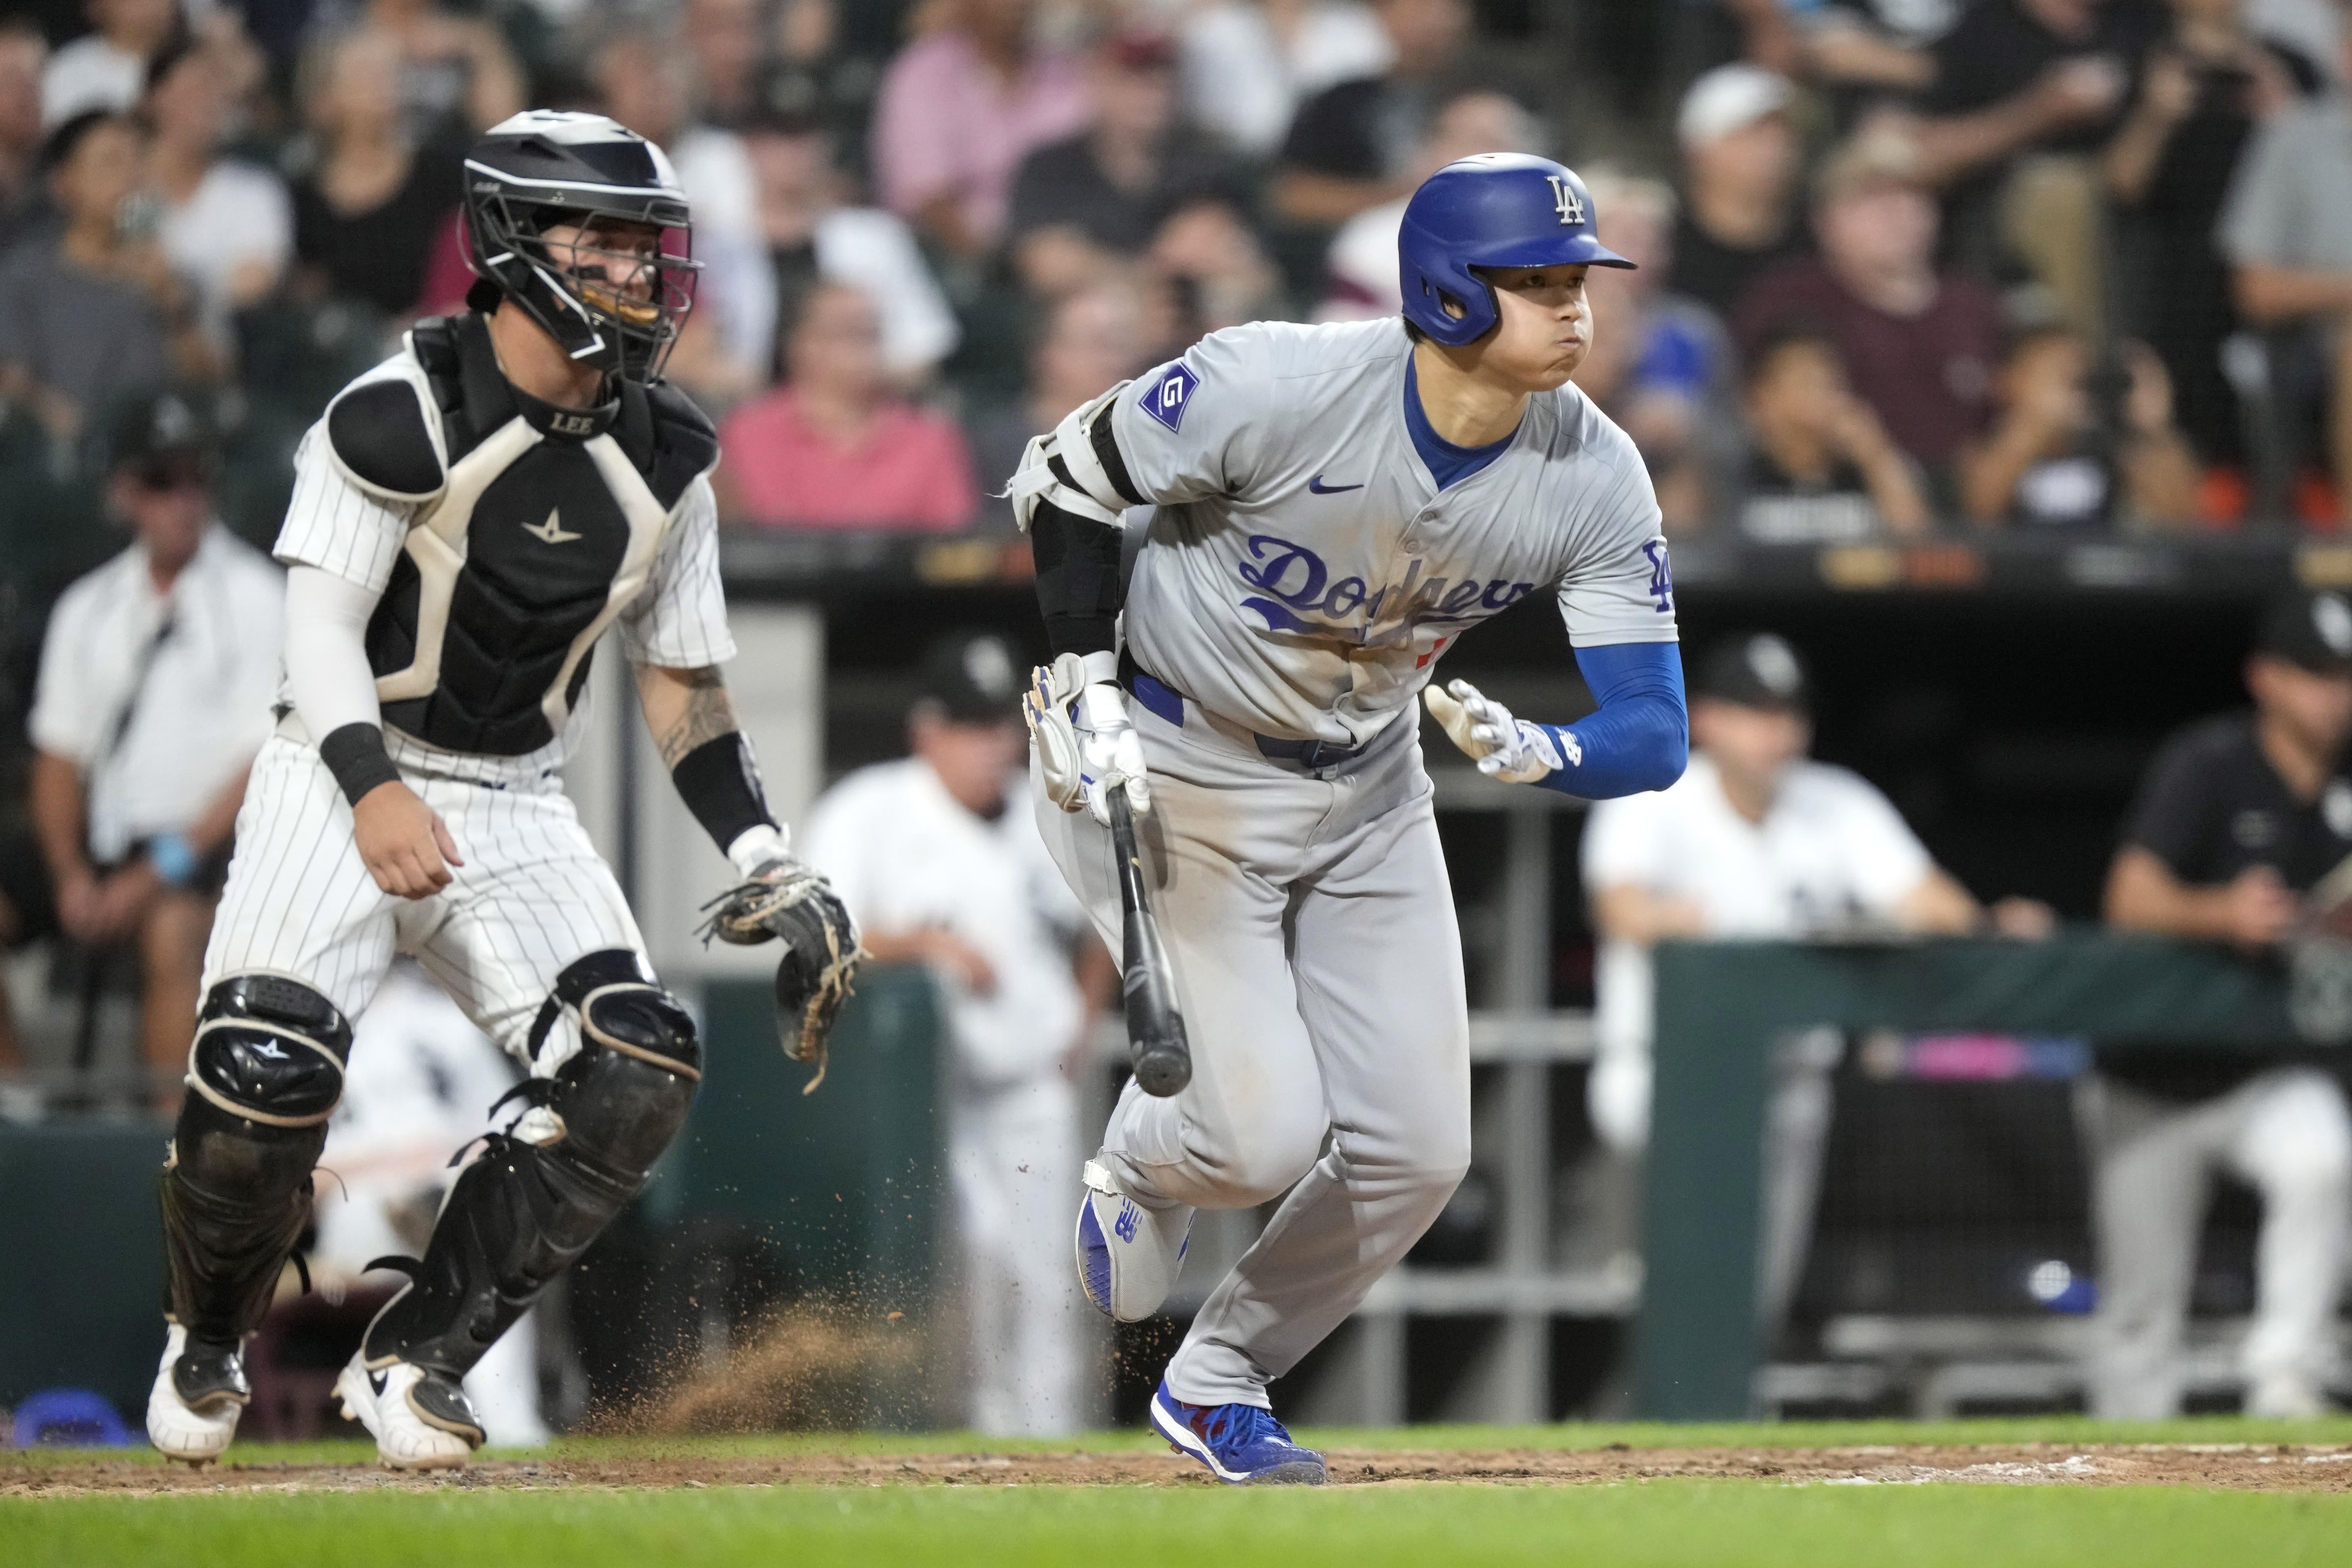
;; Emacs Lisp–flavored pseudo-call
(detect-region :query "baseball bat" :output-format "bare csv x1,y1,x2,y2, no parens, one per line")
1109,790,1192,1097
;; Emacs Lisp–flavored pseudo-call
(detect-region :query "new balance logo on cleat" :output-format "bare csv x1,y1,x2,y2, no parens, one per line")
1076,1158,1195,1322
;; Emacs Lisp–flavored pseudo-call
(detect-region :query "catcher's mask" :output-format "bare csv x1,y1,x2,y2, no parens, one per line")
462,109,699,383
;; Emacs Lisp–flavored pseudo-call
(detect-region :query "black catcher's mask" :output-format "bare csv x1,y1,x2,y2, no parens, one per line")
462,110,699,383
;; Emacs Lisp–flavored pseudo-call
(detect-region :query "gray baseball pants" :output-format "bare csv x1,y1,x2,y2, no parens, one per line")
1036,693,1471,1409
2079,1066,2352,1418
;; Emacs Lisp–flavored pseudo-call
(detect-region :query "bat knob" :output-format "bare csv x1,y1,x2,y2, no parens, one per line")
1133,1043,1191,1097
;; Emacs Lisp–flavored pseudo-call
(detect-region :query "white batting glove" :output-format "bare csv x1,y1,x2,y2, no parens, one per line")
1024,653,1152,824
1425,678,1580,785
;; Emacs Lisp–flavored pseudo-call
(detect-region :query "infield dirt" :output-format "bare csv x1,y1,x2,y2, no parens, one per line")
11,1442,2352,1496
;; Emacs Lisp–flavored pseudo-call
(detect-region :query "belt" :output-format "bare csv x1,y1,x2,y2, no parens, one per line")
1116,652,1369,769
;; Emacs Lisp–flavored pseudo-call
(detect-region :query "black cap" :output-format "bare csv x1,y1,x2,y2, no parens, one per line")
1695,632,1809,712
109,390,215,485
2257,588,2352,674
915,633,1023,724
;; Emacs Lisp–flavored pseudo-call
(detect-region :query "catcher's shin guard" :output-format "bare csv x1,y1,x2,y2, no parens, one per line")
361,950,699,1378
161,975,353,1343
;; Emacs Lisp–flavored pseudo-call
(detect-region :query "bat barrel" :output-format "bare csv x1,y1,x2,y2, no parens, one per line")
1111,792,1193,1097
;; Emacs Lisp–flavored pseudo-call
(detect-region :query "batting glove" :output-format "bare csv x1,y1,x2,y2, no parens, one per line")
1425,678,1580,785
1025,652,1152,825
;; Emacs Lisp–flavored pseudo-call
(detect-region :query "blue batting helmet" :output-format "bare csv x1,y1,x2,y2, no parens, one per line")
1397,154,1634,347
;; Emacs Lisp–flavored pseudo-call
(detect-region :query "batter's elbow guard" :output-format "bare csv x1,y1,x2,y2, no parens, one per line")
1029,502,1126,658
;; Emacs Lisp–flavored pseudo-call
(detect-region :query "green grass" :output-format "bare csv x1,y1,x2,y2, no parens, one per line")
9,1480,2352,1568
12,1420,2352,1567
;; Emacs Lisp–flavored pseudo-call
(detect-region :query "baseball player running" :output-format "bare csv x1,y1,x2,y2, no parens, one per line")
1012,154,1688,1484
144,111,857,1470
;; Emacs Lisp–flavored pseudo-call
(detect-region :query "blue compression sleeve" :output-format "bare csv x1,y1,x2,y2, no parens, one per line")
1531,641,1689,799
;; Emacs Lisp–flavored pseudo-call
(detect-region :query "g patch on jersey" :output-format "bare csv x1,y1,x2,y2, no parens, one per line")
1142,363,1200,433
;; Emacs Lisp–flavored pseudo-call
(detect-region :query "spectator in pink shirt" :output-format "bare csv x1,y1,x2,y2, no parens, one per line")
719,280,979,531
872,0,1093,261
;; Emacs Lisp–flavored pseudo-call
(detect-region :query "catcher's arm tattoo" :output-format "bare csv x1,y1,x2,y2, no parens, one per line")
641,662,784,870
640,663,738,769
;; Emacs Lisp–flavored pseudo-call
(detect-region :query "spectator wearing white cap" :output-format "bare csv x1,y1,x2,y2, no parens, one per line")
1666,63,1812,320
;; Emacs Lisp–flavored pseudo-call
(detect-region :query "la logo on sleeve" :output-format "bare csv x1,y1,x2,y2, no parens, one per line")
1143,363,1199,432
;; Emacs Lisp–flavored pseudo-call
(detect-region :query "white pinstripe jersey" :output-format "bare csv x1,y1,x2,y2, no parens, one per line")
274,356,736,786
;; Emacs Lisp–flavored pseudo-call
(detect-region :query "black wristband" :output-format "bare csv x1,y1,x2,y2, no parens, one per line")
319,722,401,807
671,732,776,853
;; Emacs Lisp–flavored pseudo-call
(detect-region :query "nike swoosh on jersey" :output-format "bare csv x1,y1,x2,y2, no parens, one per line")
522,507,583,544
1306,475,1364,494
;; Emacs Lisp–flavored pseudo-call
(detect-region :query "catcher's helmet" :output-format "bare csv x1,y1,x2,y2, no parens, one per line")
462,110,698,382
1398,154,1634,347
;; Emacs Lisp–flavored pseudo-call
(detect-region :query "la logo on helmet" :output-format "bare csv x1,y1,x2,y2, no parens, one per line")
1546,175,1585,226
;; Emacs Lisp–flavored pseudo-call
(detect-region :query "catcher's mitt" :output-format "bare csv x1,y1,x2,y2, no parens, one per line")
698,859,862,1093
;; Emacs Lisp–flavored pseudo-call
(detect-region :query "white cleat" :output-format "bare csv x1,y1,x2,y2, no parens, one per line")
335,1353,483,1471
1075,1157,1193,1322
146,1324,246,1466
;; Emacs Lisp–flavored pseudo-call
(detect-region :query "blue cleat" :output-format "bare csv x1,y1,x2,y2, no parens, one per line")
1149,1380,1327,1485
1075,1158,1192,1322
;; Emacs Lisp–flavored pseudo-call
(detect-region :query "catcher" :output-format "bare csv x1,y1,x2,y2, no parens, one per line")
144,111,857,1471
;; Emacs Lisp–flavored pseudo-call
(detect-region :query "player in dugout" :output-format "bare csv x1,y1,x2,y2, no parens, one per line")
2097,587,2352,1418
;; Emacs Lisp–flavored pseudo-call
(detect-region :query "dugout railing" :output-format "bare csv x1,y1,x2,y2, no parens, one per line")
1643,933,2345,1420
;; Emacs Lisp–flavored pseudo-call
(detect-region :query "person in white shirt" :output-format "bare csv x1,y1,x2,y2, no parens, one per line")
801,633,1113,1436
26,392,284,1092
1317,88,1542,320
1582,632,2048,1324
143,34,292,357
740,112,960,386
1179,1,1394,157
41,0,178,128
310,960,548,1447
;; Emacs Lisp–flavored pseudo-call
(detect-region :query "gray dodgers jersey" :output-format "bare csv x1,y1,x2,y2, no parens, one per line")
1112,317,1678,747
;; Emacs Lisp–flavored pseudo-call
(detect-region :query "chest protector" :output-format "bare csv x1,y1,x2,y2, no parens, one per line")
320,313,718,757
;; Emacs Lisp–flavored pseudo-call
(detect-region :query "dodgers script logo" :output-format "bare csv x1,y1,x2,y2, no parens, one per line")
1143,363,1199,432
1237,533,1538,644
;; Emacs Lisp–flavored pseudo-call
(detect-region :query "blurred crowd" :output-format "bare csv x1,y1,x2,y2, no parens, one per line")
10,0,2352,1430
6,0,2352,570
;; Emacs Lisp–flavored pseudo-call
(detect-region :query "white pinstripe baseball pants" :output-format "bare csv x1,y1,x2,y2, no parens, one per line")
203,734,649,1076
